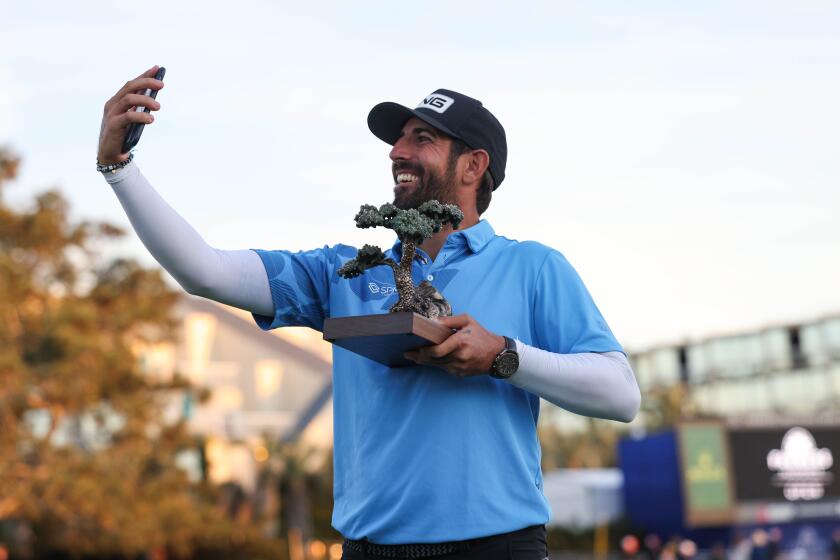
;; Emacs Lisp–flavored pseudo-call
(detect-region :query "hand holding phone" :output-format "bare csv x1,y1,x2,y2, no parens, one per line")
122,66,166,153
97,65,165,166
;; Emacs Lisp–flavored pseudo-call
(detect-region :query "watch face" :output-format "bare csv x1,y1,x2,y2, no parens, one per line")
494,352,519,378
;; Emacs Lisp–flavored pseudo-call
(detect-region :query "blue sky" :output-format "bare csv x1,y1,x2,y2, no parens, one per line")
2,1,839,349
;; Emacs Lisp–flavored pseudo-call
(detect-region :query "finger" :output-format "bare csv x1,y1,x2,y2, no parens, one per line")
107,76,164,111
434,314,471,330
412,352,457,367
108,110,155,133
403,351,465,376
109,93,161,117
135,65,160,80
125,77,165,97
415,331,468,360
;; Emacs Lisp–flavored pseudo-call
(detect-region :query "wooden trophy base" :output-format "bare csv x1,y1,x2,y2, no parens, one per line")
322,312,453,367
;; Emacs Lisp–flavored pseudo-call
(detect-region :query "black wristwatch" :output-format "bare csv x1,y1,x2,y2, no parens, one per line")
489,336,519,379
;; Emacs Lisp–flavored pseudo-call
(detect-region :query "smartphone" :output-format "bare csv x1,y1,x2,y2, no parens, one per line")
122,66,166,153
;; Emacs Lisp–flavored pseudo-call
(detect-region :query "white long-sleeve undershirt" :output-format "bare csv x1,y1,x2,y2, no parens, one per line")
511,344,640,422
103,160,640,423
104,161,274,316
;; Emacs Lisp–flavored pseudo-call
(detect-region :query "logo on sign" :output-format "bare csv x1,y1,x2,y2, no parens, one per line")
766,427,834,501
686,450,727,484
417,93,455,114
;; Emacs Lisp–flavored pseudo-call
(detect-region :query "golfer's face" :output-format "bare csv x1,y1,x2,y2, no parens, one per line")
389,117,453,206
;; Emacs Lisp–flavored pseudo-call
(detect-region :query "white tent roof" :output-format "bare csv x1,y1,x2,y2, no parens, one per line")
543,469,624,529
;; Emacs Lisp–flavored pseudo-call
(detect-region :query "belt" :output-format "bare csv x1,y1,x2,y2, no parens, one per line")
342,539,460,558
343,524,543,559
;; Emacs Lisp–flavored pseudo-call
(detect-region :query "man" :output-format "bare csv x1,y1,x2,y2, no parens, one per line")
97,66,641,560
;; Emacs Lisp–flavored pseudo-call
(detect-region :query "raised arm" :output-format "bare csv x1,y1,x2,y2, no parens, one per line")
97,66,273,316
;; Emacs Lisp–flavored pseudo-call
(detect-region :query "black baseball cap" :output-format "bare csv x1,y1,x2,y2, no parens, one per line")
367,89,507,189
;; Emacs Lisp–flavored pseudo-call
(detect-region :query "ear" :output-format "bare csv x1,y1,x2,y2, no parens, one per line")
461,149,490,187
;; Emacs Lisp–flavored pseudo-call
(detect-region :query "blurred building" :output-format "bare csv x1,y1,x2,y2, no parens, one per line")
538,312,840,537
137,295,334,491
543,469,624,529
629,313,840,426
618,312,840,551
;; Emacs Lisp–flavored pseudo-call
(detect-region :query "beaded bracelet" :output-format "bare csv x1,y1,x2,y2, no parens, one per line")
96,151,134,174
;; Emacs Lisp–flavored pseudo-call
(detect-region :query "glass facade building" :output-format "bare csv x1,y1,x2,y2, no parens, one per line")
539,314,840,433
629,315,840,424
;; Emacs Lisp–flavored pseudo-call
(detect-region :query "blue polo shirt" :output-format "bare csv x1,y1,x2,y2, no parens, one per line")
252,220,622,543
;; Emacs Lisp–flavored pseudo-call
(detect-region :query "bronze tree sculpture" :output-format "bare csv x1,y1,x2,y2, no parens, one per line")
337,200,464,318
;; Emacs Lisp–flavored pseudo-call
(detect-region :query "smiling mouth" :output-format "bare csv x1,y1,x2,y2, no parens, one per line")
394,172,420,186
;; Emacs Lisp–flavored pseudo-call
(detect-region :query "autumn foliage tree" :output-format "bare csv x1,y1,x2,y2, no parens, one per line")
337,200,463,317
0,147,282,559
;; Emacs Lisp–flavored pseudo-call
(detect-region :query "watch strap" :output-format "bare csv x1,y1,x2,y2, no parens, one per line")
502,335,516,353
490,336,519,379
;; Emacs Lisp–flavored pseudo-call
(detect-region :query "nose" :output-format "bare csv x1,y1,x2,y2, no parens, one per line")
389,135,411,162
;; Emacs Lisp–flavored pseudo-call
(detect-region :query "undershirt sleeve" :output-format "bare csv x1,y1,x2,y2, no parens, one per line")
102,160,274,316
509,344,641,423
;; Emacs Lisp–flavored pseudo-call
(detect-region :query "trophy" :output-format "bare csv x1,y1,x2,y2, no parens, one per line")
322,200,464,366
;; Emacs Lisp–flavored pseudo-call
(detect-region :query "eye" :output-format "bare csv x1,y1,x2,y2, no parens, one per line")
417,135,432,143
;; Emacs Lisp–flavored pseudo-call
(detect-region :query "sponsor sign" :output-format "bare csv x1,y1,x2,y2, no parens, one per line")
729,426,840,503
677,422,736,526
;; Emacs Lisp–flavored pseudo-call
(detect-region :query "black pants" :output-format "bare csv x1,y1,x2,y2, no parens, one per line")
341,524,548,560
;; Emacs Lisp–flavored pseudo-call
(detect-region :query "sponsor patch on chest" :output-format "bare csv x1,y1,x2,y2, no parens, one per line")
367,281,397,296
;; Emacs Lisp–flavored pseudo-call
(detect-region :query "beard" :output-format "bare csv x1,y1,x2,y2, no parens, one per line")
392,162,457,210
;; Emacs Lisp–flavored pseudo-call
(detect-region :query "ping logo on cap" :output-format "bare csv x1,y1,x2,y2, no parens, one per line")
417,93,454,114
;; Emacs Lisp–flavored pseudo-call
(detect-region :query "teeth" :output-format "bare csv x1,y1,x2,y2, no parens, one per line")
396,173,418,184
